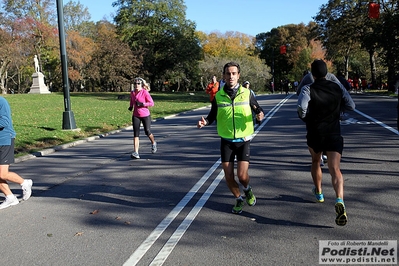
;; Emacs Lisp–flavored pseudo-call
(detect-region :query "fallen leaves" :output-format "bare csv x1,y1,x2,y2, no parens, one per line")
89,209,99,215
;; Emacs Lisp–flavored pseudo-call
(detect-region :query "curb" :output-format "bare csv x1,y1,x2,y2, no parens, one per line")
15,126,133,164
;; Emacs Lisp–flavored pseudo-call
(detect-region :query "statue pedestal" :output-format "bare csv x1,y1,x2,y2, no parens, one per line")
29,72,51,94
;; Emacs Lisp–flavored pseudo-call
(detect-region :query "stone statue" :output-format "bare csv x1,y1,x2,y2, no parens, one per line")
30,54,50,94
34,55,39,73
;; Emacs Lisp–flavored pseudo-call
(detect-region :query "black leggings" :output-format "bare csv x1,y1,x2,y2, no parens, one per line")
132,115,152,137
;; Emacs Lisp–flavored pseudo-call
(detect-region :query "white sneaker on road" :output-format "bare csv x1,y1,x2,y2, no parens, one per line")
0,195,19,210
130,152,140,159
21,179,33,201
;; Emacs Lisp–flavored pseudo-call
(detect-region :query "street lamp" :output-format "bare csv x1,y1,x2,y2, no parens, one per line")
56,0,77,130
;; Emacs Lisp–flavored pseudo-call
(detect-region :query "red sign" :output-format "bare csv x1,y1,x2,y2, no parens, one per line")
368,2,380,19
280,45,286,54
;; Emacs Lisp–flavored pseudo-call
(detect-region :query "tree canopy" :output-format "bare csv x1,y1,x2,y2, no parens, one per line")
0,0,397,94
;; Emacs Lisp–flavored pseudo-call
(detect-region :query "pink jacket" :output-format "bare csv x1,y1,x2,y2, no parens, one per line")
129,89,154,117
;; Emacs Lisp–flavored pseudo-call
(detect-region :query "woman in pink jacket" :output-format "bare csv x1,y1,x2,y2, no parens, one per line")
128,78,157,159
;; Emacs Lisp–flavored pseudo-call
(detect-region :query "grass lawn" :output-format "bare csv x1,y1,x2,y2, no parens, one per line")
5,91,210,156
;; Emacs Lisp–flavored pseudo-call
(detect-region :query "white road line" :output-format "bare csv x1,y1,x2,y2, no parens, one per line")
354,109,399,135
149,170,225,266
123,159,221,266
123,95,292,266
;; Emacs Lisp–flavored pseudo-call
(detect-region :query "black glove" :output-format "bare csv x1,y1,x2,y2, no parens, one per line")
136,101,144,107
128,106,133,111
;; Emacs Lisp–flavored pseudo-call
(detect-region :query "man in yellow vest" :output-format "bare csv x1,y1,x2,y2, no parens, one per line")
197,62,264,214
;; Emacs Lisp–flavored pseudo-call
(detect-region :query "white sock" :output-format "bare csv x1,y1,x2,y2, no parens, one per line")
6,194,16,199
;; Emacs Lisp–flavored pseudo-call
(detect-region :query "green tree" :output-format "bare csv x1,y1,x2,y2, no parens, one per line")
256,23,316,89
64,0,95,37
87,21,143,92
65,30,95,91
0,0,59,93
313,0,385,87
378,0,399,90
198,31,269,93
113,0,201,90
313,0,362,79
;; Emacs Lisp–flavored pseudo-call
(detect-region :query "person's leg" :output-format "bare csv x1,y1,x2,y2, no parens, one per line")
309,147,323,194
0,165,13,196
148,134,155,144
132,116,141,154
326,151,344,200
142,116,155,144
221,139,248,214
326,150,347,226
0,165,26,209
236,141,256,206
142,116,157,153
0,140,33,204
133,137,139,153
0,178,12,196
222,162,239,198
0,165,32,199
236,161,249,189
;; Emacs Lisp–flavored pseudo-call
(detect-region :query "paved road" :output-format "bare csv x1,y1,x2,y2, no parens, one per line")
1,93,398,266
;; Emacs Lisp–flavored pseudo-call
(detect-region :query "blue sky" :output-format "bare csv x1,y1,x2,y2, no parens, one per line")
75,0,328,36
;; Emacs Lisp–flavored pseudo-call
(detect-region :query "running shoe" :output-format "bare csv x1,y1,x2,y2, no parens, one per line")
312,187,324,203
335,199,348,226
232,198,244,214
244,186,256,206
130,152,140,159
151,142,157,154
0,195,19,210
21,179,33,201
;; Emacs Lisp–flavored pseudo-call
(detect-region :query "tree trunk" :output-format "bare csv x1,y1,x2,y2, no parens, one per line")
369,49,377,90
344,55,349,79
0,60,10,94
176,78,180,92
386,49,396,92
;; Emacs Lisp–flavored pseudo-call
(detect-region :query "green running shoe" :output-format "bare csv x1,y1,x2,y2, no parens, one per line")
244,186,256,206
232,198,244,214
335,199,347,226
312,187,324,203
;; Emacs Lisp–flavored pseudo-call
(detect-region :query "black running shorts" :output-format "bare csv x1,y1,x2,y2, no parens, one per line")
220,138,250,162
307,134,343,155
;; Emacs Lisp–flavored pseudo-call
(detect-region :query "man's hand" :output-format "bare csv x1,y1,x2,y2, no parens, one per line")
197,116,207,128
128,106,133,111
256,111,264,123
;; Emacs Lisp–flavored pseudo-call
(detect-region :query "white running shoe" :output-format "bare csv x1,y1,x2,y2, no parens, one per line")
151,142,157,154
0,195,19,209
21,179,33,201
130,152,140,159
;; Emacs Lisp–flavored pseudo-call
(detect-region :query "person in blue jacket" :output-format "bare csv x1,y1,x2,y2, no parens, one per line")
0,97,33,210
